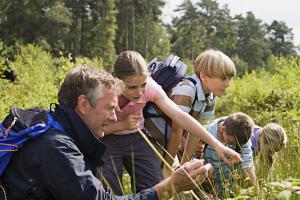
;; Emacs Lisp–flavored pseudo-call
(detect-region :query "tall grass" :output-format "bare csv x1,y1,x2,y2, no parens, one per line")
215,56,300,199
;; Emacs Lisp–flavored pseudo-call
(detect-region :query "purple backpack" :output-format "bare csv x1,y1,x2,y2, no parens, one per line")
148,55,188,92
144,55,197,150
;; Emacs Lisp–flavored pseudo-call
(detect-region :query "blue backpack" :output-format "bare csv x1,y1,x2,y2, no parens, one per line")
0,107,64,176
144,55,197,149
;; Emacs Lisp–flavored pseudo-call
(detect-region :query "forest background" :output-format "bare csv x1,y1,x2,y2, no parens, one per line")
0,0,299,199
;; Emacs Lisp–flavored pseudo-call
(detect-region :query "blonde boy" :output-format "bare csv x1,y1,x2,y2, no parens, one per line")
165,49,236,170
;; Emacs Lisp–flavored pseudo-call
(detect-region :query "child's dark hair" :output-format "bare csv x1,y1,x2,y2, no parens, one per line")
223,112,254,146
112,50,149,80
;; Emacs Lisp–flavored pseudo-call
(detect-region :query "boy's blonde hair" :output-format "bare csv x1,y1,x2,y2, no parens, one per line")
260,123,288,151
194,49,236,79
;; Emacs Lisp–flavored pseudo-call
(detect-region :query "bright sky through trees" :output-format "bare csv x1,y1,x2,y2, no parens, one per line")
162,0,300,46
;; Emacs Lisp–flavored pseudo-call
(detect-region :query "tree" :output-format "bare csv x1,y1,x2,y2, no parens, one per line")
83,0,117,69
171,0,205,60
0,0,72,54
115,0,170,60
234,12,271,71
266,20,296,56
171,0,237,61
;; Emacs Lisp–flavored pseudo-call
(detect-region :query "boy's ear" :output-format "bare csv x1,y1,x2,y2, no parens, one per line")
76,95,89,115
220,124,228,136
199,71,208,81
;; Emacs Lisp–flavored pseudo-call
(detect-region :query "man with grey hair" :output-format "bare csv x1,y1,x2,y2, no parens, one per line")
2,65,212,200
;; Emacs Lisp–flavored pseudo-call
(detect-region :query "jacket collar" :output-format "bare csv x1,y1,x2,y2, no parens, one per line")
53,105,106,166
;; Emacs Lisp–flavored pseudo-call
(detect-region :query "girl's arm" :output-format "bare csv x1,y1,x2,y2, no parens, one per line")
153,88,242,163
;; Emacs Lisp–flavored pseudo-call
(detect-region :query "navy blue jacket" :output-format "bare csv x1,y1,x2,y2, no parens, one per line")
2,106,158,200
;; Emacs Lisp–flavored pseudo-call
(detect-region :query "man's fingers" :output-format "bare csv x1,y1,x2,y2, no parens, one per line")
182,159,204,171
192,164,213,184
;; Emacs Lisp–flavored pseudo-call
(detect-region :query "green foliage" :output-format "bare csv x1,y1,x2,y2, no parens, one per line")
231,54,249,76
183,58,194,75
0,44,101,119
0,44,58,115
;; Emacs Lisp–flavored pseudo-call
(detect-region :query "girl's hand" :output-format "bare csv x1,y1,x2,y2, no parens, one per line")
215,144,243,164
121,114,140,130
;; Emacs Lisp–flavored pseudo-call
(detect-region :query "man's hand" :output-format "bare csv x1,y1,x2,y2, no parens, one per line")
154,159,213,199
171,159,212,192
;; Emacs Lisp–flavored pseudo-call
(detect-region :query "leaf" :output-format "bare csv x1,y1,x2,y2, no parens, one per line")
267,181,292,189
235,195,251,200
239,188,248,195
291,180,300,186
276,190,291,200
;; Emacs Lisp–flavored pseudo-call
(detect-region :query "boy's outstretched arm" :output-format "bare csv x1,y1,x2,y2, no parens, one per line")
181,133,199,164
165,123,183,167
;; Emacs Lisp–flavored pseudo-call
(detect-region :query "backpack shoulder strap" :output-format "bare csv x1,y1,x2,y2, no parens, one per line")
182,77,198,110
46,111,64,132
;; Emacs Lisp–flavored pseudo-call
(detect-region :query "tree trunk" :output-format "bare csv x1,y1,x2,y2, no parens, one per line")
144,13,149,60
80,0,85,55
125,1,129,50
72,1,79,61
131,0,135,50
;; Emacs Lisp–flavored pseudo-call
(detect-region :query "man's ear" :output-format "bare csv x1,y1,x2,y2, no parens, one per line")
76,95,89,115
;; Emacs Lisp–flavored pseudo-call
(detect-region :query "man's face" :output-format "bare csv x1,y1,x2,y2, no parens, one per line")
200,73,231,97
122,74,147,102
78,86,118,138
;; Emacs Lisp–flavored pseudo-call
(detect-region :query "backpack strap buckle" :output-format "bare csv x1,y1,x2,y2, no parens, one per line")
4,117,17,139
169,55,180,68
